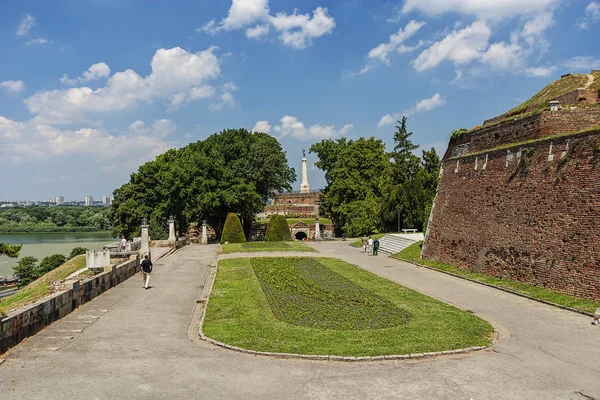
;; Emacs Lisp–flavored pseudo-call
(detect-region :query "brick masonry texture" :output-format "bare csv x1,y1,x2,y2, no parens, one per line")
0,257,140,353
424,128,600,301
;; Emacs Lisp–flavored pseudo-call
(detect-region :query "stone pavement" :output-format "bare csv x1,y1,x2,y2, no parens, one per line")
0,242,599,399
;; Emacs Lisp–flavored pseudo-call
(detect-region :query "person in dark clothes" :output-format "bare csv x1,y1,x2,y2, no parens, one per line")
140,255,153,289
373,238,380,256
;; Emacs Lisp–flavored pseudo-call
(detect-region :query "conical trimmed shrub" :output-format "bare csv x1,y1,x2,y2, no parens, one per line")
265,215,292,242
220,213,247,244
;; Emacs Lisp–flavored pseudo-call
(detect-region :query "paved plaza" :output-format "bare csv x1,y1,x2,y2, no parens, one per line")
0,242,599,399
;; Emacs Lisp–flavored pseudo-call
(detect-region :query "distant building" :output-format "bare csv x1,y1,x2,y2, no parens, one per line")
85,196,93,206
102,196,111,205
55,196,64,205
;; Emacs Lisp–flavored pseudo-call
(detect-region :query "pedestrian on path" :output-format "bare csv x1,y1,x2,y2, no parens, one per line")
373,238,380,256
362,236,368,252
120,236,127,252
140,255,153,289
368,236,374,254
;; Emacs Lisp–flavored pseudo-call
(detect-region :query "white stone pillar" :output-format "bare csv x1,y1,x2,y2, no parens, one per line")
201,220,208,245
168,215,176,242
300,151,310,193
140,218,150,258
315,217,321,241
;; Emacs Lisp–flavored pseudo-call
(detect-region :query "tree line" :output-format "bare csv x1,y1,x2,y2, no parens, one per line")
0,206,111,233
310,117,441,237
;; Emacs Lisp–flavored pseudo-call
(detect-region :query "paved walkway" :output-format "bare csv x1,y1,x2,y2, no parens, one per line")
0,242,599,399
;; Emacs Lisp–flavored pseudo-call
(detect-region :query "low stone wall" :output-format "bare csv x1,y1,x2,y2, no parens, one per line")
0,256,140,354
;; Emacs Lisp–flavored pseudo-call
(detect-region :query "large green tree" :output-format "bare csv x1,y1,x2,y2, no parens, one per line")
110,129,295,240
13,257,38,288
0,243,21,258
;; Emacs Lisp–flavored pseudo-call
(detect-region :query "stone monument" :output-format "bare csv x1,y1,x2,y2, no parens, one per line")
168,215,176,242
314,216,321,241
201,220,208,245
140,218,150,259
300,149,310,193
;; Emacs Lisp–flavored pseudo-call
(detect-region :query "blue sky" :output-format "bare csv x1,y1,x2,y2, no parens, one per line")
1,0,599,201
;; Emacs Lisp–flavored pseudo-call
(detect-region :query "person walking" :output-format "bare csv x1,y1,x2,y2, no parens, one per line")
120,236,127,252
140,255,153,289
362,236,368,253
373,238,380,256
368,236,374,255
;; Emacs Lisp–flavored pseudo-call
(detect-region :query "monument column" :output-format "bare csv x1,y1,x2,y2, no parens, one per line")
300,149,310,193
168,215,176,242
315,216,321,241
201,220,208,245
140,218,150,259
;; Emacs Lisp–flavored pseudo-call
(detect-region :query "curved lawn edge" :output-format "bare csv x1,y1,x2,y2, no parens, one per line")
197,256,499,361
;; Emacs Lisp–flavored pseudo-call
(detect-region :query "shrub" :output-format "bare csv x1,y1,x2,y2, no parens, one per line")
69,247,87,259
38,254,68,275
264,215,292,241
220,213,247,244
13,257,39,288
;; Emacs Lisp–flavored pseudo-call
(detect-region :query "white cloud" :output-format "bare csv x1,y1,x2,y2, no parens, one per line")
252,120,272,133
378,93,446,127
402,0,557,20
128,119,176,139
563,56,600,70
208,82,238,111
25,38,50,46
367,20,426,65
412,21,491,71
579,2,600,29
60,62,111,85
24,46,222,123
524,66,556,77
199,1,335,49
17,14,34,36
246,24,270,39
0,80,25,94
258,116,352,140
0,116,171,166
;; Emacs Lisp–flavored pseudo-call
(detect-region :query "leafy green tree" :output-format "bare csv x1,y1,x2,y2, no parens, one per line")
110,129,295,241
220,213,247,244
38,254,68,275
69,247,87,259
0,243,21,258
13,257,39,288
265,215,292,241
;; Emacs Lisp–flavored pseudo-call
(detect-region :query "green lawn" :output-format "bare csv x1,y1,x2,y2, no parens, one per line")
394,242,600,315
221,241,317,254
0,255,87,316
256,218,332,225
203,257,493,356
349,233,388,248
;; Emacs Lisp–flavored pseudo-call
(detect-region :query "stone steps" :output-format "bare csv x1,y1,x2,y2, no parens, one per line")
378,235,419,255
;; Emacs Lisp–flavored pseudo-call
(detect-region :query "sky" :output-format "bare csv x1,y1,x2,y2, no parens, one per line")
1,0,599,201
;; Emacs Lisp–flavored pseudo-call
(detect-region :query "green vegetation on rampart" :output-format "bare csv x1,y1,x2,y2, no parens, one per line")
393,242,600,315
221,241,316,254
0,255,87,316
0,206,111,233
203,257,493,356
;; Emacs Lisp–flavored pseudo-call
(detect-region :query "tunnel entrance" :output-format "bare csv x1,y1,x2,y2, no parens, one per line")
295,231,307,241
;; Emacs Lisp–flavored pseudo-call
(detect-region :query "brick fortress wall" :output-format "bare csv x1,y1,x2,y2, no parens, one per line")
423,127,600,300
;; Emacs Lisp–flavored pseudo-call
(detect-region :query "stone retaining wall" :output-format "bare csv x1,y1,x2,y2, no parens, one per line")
0,256,140,354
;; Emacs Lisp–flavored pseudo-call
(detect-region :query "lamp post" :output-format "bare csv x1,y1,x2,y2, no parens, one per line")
397,205,403,233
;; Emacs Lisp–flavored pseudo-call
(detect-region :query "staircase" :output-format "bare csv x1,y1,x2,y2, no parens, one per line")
378,234,424,255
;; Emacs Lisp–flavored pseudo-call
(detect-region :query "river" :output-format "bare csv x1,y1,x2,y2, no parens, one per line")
0,232,115,276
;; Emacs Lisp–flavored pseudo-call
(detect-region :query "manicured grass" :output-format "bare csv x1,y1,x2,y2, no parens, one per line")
0,255,86,316
394,242,600,315
256,218,332,225
203,257,493,356
221,241,316,254
349,233,387,248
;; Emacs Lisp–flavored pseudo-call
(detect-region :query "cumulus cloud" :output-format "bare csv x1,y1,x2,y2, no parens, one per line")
368,21,426,65
208,82,238,111
563,56,600,70
255,116,352,140
0,80,25,94
578,2,600,29
252,120,272,133
524,66,556,77
24,46,223,123
17,14,34,36
128,119,177,139
402,0,557,20
199,0,335,49
60,62,111,85
0,116,172,166
378,93,446,127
